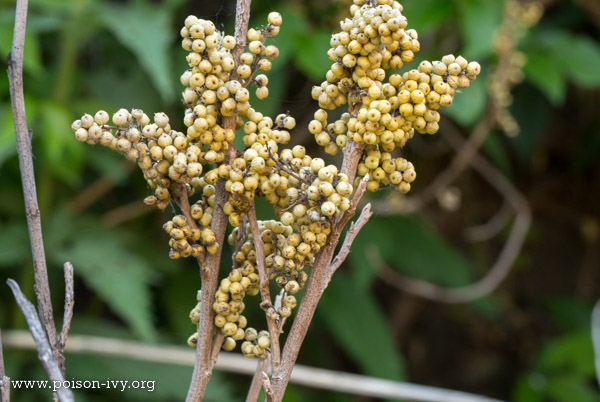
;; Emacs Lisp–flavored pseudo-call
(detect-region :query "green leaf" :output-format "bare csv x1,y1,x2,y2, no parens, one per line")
512,375,544,402
39,101,84,186
455,0,504,59
0,222,29,266
523,49,566,105
402,0,452,32
537,331,595,377
0,105,17,168
319,274,405,380
53,233,158,341
545,375,598,402
351,215,472,290
98,3,175,102
551,32,600,88
443,70,487,126
523,29,600,104
294,30,333,81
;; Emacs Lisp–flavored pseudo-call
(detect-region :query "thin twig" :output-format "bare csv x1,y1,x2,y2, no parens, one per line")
371,125,531,304
209,332,225,373
57,262,74,375
0,329,9,402
8,0,58,357
247,203,281,373
103,200,150,227
592,299,600,389
335,174,370,233
68,163,134,215
262,372,274,402
6,281,73,402
3,330,505,402
464,202,512,243
327,203,373,279
246,352,270,402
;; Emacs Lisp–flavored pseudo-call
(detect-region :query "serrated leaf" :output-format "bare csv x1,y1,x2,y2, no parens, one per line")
351,215,472,290
99,3,175,102
53,234,157,341
40,101,84,186
455,0,503,59
319,274,405,380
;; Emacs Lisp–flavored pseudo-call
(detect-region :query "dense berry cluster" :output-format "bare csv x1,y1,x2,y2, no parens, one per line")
308,0,481,193
73,0,481,360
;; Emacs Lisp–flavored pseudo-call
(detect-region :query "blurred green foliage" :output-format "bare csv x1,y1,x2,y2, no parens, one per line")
1,0,599,400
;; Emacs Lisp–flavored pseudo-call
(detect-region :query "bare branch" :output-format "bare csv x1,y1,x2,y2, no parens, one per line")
246,353,270,402
7,0,58,356
464,202,512,243
68,163,134,215
6,281,73,402
262,371,274,402
0,329,9,402
327,203,373,279
371,125,531,304
4,330,505,402
57,262,74,375
209,332,225,373
247,203,281,373
335,174,370,233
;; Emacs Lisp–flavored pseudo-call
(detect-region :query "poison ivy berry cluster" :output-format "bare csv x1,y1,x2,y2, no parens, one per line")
72,0,480,360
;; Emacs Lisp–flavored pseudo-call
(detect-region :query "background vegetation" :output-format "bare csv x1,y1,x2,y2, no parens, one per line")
1,0,599,400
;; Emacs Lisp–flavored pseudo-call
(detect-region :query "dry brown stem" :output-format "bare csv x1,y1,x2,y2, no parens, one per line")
7,0,58,358
6,280,73,402
57,262,74,374
246,352,270,402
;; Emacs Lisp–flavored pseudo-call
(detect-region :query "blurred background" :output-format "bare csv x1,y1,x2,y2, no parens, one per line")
1,0,599,400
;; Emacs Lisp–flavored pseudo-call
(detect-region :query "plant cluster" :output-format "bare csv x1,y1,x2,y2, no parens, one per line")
71,0,480,397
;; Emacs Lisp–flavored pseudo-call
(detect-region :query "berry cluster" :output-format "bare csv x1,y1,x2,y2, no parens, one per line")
72,109,208,210
308,0,481,193
73,0,482,361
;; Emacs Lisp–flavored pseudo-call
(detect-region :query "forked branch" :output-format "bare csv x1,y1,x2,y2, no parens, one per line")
6,280,74,402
